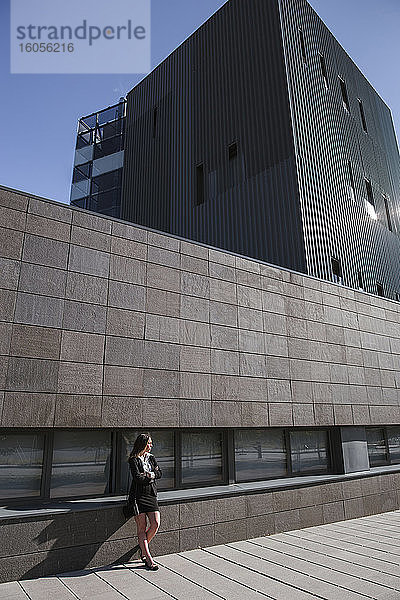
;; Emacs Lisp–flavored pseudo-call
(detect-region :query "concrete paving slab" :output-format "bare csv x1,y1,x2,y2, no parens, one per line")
276,532,400,578
59,571,128,599
288,529,400,565
250,536,400,591
314,526,400,554
0,583,28,600
20,577,77,600
178,547,318,600
1,510,400,600
96,565,174,599
158,553,266,600
229,541,385,599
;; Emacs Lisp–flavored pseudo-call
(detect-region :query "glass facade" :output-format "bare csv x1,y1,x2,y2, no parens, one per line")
70,100,126,218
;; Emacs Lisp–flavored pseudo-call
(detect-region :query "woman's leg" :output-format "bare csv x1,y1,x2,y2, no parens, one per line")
134,513,152,562
146,511,160,544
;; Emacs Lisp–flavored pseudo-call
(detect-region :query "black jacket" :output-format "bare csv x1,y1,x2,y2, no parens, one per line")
128,454,162,499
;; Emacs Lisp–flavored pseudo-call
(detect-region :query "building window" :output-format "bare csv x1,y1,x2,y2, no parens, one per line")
376,282,384,297
181,431,223,485
357,270,364,291
387,427,400,464
364,179,377,219
358,99,368,133
228,141,238,161
290,430,330,475
195,163,205,205
50,431,112,498
338,77,350,112
366,428,388,465
0,433,44,499
348,161,355,201
120,430,175,492
234,429,287,482
0,427,335,503
299,28,307,64
319,53,328,88
364,179,374,206
382,195,392,231
331,257,343,284
152,106,158,138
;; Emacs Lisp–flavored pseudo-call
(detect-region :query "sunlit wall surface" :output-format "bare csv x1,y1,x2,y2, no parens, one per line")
70,100,126,218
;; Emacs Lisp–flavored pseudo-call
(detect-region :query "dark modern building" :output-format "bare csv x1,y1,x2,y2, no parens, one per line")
71,0,400,300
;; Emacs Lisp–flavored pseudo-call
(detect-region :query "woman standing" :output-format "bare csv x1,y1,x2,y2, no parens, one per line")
124,433,162,571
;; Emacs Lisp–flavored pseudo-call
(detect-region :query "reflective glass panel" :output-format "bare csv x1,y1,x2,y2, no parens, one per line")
81,114,97,129
181,431,223,485
74,145,94,166
50,431,111,498
120,430,174,492
0,433,44,498
387,427,400,464
97,105,119,125
72,162,91,183
366,428,387,466
235,429,286,482
92,151,124,177
91,169,122,195
71,180,90,201
76,131,92,148
94,136,123,159
290,430,329,474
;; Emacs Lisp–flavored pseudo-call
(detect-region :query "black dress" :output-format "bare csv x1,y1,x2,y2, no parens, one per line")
125,454,162,517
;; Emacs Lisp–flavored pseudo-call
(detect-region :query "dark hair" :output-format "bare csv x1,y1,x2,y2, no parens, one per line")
129,433,151,459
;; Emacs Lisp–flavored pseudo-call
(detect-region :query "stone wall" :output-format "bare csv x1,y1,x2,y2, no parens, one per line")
1,472,399,582
1,187,399,429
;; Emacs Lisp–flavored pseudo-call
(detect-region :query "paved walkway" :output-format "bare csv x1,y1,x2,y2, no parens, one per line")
1,510,400,600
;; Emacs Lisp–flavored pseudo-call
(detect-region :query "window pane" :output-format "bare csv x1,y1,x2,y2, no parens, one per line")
0,433,44,498
366,428,387,466
387,427,400,464
235,429,287,482
120,430,174,492
290,430,329,474
182,431,223,485
50,431,111,498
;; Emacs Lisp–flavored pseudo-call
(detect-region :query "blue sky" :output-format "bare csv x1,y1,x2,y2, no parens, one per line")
0,0,399,205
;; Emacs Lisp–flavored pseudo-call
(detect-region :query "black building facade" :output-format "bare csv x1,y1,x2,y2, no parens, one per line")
71,0,400,298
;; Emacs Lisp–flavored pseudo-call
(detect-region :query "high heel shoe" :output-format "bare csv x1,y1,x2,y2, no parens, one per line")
144,558,159,571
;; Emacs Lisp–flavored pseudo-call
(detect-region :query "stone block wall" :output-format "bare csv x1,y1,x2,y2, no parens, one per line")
1,472,399,582
1,187,400,428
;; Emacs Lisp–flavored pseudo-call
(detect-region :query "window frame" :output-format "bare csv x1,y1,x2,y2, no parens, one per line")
0,426,337,504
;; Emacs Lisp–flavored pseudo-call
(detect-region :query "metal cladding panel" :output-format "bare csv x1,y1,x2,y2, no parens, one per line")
122,0,307,273
279,0,400,297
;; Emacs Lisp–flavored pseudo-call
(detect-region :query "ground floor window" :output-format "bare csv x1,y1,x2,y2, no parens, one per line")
0,426,339,503
366,426,400,467
50,431,112,498
0,432,44,499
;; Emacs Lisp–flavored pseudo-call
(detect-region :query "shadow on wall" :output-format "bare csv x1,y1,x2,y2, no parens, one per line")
0,506,139,582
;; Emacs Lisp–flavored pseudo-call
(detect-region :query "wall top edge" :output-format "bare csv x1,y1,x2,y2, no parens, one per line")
1,183,399,308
